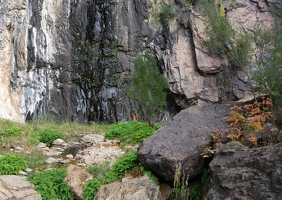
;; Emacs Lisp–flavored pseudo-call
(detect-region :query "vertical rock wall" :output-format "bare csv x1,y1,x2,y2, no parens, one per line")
0,0,276,122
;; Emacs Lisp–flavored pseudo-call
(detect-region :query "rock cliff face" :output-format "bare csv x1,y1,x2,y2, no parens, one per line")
0,0,275,122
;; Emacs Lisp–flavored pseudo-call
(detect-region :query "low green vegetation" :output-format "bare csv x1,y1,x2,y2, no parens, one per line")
0,153,27,175
83,151,138,200
83,151,158,199
0,119,160,199
0,126,22,136
28,168,73,200
38,129,65,147
0,119,112,150
105,120,161,146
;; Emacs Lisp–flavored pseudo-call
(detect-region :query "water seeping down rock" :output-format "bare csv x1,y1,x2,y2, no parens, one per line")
0,0,277,123
0,0,154,122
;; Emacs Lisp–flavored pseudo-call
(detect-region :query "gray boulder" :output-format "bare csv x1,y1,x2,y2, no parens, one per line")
0,175,41,200
138,104,230,181
203,142,282,200
94,176,161,200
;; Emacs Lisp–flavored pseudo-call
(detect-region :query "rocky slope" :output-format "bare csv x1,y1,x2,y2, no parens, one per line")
0,0,276,123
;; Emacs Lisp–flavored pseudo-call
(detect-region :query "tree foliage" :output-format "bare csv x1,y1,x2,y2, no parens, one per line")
252,4,282,123
128,50,168,127
201,1,253,70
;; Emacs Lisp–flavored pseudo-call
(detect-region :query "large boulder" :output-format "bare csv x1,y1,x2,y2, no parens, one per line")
203,142,282,200
94,176,161,200
138,104,230,182
0,175,41,200
64,164,93,200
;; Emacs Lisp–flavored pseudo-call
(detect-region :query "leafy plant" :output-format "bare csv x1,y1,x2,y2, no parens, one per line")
83,151,138,199
105,120,160,146
201,0,254,97
252,5,282,124
226,97,273,146
28,168,73,200
83,177,104,200
0,153,27,175
0,126,22,136
38,129,65,147
201,1,234,54
128,50,168,127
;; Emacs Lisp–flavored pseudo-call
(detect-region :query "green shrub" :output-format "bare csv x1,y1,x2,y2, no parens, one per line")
105,120,160,146
83,178,104,200
111,151,138,174
38,129,65,147
0,126,22,136
0,153,27,175
28,168,73,200
103,151,138,183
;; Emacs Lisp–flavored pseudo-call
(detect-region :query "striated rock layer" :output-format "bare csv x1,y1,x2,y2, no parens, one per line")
0,0,276,122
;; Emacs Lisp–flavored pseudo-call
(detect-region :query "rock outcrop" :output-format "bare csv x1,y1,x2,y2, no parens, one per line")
94,175,161,200
0,175,41,200
0,0,277,123
203,142,282,200
138,104,230,181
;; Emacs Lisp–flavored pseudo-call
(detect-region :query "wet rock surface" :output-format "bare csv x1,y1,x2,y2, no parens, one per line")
138,104,230,181
203,142,282,200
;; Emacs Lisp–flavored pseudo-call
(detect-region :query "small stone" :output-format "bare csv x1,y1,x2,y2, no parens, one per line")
81,134,104,144
59,159,69,164
15,146,23,152
66,154,74,159
19,170,28,176
37,142,47,149
56,148,64,152
52,139,66,146
26,168,33,173
45,157,59,164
